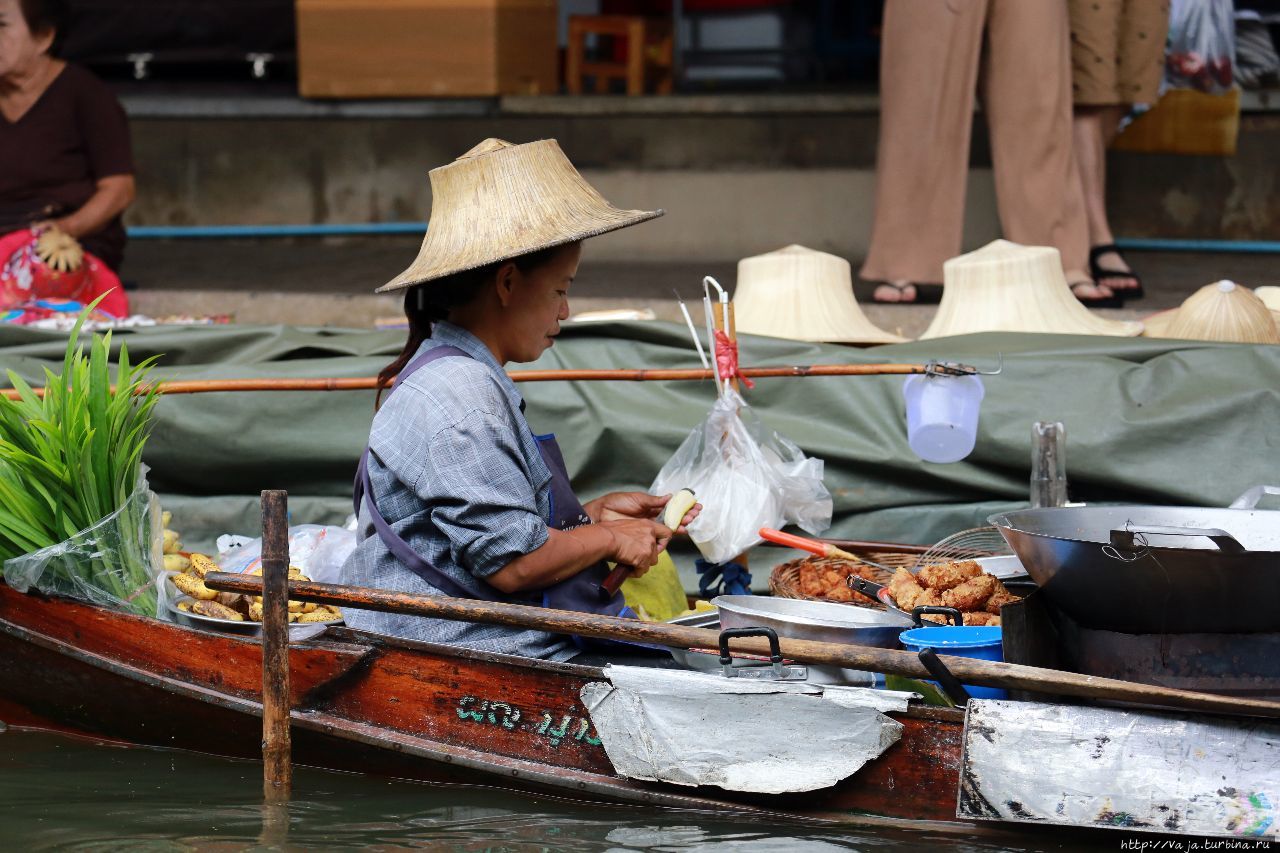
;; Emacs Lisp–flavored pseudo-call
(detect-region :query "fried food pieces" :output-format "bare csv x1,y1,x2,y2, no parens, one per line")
890,562,1014,626
797,558,883,605
918,559,982,592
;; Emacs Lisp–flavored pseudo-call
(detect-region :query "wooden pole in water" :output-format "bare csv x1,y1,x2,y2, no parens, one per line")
259,490,292,803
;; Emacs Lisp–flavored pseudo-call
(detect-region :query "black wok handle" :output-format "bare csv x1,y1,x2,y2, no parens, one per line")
848,576,898,609
1109,525,1246,553
912,606,964,627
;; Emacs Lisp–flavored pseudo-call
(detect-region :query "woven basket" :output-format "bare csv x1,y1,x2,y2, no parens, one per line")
769,554,917,610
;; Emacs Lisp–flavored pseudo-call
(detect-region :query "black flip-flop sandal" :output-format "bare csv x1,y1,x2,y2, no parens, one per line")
870,282,943,305
1069,279,1124,309
1089,244,1144,300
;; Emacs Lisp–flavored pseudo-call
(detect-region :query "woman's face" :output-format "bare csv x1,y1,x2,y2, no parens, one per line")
0,0,53,80
497,242,581,364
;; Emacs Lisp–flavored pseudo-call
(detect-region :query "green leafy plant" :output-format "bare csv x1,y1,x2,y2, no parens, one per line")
0,305,163,615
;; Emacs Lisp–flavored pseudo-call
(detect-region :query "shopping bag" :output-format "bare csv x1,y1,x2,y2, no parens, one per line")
650,388,832,565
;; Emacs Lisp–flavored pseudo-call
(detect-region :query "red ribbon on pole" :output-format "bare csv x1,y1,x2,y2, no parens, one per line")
713,329,755,390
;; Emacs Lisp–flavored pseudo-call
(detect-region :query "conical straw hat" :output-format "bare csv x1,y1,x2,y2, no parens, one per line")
1144,280,1280,344
380,138,663,292
733,244,906,345
920,240,1143,339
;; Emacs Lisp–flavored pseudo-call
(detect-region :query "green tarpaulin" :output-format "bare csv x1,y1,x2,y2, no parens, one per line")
3,322,1277,587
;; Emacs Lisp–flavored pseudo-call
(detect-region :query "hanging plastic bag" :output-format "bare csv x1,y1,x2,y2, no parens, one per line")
1166,0,1236,95
216,524,357,584
1114,0,1239,156
651,388,832,565
3,474,163,617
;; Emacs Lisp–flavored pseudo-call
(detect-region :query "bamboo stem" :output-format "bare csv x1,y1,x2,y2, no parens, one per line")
1,363,935,400
259,491,292,803
204,572,1280,720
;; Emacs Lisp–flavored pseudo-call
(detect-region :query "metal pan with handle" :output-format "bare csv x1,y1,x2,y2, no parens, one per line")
989,485,1280,634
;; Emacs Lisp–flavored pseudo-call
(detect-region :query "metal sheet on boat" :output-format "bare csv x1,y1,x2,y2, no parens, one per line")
959,699,1280,839
581,666,905,794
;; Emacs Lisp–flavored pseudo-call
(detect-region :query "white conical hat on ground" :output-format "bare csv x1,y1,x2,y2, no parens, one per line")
920,240,1143,339
1142,280,1280,343
380,138,663,292
733,244,906,345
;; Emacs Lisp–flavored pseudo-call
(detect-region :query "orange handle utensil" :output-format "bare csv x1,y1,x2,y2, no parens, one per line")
758,528,860,562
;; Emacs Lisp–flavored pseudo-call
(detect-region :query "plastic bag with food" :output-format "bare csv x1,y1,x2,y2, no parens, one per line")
650,388,832,565
1166,0,1236,94
216,524,356,584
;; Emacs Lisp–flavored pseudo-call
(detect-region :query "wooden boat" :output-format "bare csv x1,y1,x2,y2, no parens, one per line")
0,581,990,833
4,578,1280,843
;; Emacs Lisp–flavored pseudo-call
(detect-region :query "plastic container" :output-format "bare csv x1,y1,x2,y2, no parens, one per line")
898,625,1007,700
902,374,985,464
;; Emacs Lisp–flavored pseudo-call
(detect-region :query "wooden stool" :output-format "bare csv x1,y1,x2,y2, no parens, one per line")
566,14,673,95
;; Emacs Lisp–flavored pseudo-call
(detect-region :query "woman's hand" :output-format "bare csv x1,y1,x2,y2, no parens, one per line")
584,491,665,523
600,518,672,577
586,491,702,534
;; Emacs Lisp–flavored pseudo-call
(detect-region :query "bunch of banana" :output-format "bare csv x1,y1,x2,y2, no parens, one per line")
161,513,343,625
244,567,342,623
161,511,192,573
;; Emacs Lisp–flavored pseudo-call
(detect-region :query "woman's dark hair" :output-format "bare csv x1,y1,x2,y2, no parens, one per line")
18,0,70,54
375,244,567,405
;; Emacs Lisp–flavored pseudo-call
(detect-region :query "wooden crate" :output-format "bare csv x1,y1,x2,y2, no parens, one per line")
296,0,558,98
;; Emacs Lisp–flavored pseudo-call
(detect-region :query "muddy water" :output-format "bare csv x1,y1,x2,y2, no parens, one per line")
0,728,1096,851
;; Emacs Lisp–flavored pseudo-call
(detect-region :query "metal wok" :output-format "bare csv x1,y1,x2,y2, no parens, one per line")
990,487,1280,633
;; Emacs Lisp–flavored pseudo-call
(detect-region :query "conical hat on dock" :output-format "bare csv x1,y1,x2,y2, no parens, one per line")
1142,280,1280,344
379,138,663,292
920,240,1143,339
732,244,906,345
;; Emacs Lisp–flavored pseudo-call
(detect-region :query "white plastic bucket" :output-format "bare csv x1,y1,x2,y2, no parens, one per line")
902,374,985,464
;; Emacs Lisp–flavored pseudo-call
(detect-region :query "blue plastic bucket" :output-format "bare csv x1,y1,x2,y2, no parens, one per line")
899,625,1007,700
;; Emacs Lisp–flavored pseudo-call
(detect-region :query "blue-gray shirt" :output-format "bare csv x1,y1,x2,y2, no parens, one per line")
341,321,577,661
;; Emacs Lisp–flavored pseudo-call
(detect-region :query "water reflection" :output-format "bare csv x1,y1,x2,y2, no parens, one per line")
0,729,1082,851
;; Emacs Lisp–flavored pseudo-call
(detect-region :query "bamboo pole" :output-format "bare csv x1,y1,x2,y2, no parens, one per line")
204,572,1280,720
259,490,292,803
1,363,936,400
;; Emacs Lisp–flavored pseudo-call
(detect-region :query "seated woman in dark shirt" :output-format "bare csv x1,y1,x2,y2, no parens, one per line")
0,0,135,273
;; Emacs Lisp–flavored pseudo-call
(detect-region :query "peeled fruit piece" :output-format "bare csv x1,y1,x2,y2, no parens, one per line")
161,510,172,528
163,554,191,572
662,488,697,530
172,572,217,601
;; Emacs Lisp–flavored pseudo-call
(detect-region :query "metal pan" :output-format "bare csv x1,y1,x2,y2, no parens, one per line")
712,594,911,648
989,486,1280,633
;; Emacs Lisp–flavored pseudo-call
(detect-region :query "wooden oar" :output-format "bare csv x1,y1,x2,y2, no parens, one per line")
204,572,1280,720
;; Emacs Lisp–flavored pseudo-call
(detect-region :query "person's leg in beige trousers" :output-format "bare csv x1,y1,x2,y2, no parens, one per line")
860,0,1097,302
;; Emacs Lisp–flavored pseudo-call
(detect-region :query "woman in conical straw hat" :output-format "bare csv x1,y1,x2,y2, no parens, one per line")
342,139,699,661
